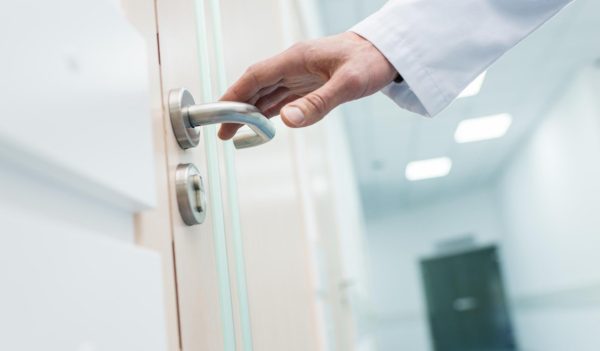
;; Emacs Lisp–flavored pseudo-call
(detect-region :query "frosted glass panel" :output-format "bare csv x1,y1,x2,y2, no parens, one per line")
208,0,255,348
193,1,237,350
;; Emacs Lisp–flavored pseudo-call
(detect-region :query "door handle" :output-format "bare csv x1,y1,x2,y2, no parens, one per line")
453,297,478,312
169,88,276,150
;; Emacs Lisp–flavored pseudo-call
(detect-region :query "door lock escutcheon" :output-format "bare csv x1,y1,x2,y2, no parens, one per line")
175,163,207,226
169,88,276,150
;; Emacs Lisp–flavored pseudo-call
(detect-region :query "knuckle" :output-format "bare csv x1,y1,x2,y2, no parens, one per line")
244,64,256,74
305,93,328,115
246,62,267,75
229,86,245,100
305,47,319,62
245,63,259,75
304,42,321,59
290,41,317,61
344,71,366,91
290,41,308,52
244,65,261,84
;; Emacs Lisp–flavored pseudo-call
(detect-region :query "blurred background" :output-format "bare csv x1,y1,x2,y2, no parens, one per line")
2,0,599,350
315,0,600,350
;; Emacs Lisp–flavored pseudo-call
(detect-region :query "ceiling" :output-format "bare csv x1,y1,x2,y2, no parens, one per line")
317,0,600,219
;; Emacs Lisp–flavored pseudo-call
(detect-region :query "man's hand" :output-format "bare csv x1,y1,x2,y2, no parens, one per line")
218,32,398,140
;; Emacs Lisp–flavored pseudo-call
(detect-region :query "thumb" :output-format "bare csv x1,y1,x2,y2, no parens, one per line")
281,74,356,128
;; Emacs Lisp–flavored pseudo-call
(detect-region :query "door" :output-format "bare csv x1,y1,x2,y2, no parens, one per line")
153,0,351,350
420,247,517,351
151,0,253,348
153,0,329,348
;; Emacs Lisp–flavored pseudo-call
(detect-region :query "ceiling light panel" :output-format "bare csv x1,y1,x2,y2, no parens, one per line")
455,113,513,143
405,157,453,181
458,71,487,98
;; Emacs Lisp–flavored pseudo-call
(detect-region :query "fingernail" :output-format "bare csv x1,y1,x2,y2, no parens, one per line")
283,106,305,126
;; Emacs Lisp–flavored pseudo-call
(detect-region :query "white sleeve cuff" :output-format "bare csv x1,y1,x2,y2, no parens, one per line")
351,6,454,117
350,0,572,118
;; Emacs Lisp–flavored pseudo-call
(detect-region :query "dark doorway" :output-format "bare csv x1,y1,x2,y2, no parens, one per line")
420,246,517,351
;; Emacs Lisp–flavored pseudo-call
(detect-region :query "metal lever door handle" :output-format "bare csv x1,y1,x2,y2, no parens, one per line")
169,88,276,150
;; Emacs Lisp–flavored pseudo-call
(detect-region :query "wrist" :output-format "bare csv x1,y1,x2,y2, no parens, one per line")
346,31,399,86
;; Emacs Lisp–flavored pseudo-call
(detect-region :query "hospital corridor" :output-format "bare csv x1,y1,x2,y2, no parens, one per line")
0,0,599,350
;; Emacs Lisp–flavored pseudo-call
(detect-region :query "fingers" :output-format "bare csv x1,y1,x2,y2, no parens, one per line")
248,84,282,105
219,87,291,140
280,72,363,128
218,123,243,140
218,94,301,140
263,95,301,117
220,71,365,139
220,47,303,103
255,87,291,112
220,63,279,103
217,59,287,140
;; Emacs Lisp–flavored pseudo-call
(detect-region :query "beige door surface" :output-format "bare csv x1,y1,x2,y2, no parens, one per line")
146,0,330,349
144,0,372,349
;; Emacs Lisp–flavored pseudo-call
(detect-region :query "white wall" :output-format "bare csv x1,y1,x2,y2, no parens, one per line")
496,66,600,351
366,187,504,351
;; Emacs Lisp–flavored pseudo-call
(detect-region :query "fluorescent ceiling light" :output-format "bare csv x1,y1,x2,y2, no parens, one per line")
454,113,513,143
459,71,487,98
405,157,452,181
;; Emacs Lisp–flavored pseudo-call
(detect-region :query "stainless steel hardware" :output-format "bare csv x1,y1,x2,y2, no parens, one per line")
169,88,276,150
175,163,207,226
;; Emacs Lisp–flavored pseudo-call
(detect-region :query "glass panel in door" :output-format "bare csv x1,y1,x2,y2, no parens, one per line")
192,0,254,349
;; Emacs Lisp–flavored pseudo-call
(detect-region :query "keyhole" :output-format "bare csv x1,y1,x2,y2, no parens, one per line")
191,174,205,213
175,163,207,226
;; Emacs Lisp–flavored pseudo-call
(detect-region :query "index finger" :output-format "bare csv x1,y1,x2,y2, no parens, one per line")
220,47,304,102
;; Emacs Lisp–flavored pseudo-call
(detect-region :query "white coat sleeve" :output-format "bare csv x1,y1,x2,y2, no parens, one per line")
351,0,573,117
